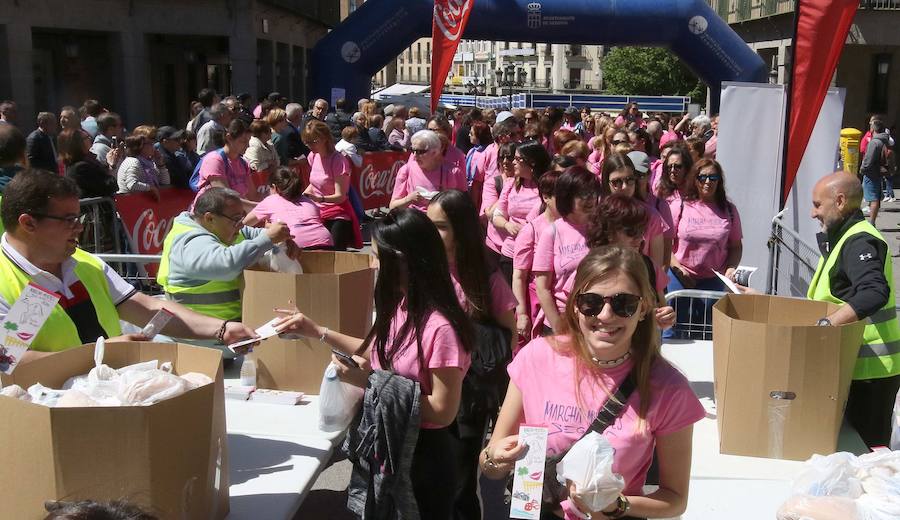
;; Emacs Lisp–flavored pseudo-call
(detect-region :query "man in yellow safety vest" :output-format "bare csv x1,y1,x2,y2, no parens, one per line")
808,172,900,447
0,169,259,363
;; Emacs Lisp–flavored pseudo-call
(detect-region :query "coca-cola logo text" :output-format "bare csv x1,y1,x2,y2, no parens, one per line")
433,0,471,41
131,209,175,253
359,160,404,201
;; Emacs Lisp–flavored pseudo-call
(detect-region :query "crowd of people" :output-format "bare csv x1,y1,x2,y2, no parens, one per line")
0,91,744,520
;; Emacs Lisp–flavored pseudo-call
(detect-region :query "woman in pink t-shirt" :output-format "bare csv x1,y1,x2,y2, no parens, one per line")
466,121,492,211
300,120,355,250
655,145,695,216
274,208,473,519
480,246,704,520
512,171,560,345
427,189,517,518
614,102,645,129
193,119,257,211
600,153,667,292
390,130,466,212
482,142,518,263
533,167,602,335
491,140,551,284
243,166,333,250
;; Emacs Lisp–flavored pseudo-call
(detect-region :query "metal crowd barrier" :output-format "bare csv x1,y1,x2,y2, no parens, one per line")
766,211,821,297
664,289,727,340
78,197,121,255
97,254,163,296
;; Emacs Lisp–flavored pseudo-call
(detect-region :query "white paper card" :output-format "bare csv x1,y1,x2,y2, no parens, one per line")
714,265,758,293
226,317,282,352
0,283,61,374
141,308,174,338
510,425,549,519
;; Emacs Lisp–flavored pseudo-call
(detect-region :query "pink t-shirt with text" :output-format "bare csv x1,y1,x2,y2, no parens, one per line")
391,158,466,212
532,218,590,315
508,337,705,495
307,151,352,217
497,180,542,257
251,194,333,249
673,199,743,279
370,304,471,429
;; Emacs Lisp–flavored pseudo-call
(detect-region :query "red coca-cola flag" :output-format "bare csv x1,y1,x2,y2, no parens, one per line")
783,0,859,204
431,0,474,113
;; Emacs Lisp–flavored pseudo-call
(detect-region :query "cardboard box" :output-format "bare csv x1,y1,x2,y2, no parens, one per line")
242,251,374,393
0,342,229,519
712,294,865,461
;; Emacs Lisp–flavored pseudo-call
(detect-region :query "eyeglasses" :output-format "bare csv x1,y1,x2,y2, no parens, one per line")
30,213,86,229
667,163,684,170
697,174,722,183
216,213,246,227
411,148,430,155
575,292,643,318
609,176,636,188
611,140,625,146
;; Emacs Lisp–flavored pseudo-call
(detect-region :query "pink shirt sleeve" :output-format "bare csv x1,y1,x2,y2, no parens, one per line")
336,154,351,178
480,175,501,215
251,195,275,222
427,321,469,371
496,179,513,217
489,271,518,318
532,223,555,273
391,163,411,201
199,152,226,185
728,203,743,241
513,222,538,270
649,362,706,435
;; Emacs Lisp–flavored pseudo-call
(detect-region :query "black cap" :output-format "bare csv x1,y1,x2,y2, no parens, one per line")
157,126,179,141
267,92,282,101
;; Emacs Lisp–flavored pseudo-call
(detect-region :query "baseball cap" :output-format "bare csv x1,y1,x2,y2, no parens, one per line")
627,151,650,175
157,126,179,142
496,111,515,123
384,104,396,116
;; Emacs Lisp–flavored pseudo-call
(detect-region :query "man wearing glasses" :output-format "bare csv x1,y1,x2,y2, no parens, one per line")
158,187,294,321
0,171,262,363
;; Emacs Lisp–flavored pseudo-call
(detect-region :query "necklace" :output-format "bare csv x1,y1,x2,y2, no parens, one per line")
591,350,631,368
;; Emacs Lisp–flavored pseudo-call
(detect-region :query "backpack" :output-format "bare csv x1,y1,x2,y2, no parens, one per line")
880,141,896,177
189,148,246,192
456,319,512,438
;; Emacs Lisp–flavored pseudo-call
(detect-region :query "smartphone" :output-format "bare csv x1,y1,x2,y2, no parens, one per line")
331,349,360,369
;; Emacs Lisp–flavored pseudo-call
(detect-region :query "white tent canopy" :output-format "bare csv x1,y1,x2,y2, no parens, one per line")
372,83,430,100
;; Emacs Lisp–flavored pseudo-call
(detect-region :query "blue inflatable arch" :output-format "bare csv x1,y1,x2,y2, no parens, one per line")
312,0,767,111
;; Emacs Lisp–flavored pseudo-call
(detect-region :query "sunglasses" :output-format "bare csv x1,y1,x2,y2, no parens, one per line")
697,174,722,183
667,163,684,170
575,292,643,318
411,148,430,155
609,176,636,188
611,139,626,146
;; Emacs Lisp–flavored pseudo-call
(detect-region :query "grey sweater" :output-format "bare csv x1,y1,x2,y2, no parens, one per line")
861,132,890,178
165,211,273,288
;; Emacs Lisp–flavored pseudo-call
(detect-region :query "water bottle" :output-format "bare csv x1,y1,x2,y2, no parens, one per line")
240,357,257,387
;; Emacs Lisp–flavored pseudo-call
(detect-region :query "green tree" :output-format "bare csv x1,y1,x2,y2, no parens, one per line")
602,47,706,102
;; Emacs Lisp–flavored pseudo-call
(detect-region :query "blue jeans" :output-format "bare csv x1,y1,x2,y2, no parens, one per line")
884,176,895,199
662,268,726,340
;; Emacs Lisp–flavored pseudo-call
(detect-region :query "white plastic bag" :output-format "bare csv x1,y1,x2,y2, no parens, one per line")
118,369,192,406
265,245,303,274
318,363,364,432
555,431,625,512
891,386,900,451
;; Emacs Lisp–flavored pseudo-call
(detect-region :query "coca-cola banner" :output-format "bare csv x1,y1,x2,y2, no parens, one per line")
351,151,407,209
431,0,474,113
115,189,196,274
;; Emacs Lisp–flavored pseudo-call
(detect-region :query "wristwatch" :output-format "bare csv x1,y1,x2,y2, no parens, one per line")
605,494,630,518
816,317,833,327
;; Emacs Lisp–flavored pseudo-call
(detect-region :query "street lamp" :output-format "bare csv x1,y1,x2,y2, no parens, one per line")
465,75,485,108
495,64,527,110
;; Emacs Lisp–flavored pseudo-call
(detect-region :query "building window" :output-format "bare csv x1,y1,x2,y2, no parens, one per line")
531,67,536,85
869,53,892,114
408,66,412,80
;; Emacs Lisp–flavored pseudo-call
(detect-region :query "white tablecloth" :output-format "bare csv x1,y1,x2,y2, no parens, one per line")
661,339,868,519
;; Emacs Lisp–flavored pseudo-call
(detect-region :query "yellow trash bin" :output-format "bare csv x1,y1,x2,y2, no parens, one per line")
840,128,863,175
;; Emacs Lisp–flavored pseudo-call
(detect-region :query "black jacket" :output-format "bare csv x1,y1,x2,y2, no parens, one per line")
368,127,390,151
26,129,57,172
326,110,353,141
66,158,117,199
159,145,192,189
816,210,891,319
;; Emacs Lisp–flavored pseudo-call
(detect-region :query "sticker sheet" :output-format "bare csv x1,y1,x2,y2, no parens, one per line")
509,425,549,519
0,283,61,374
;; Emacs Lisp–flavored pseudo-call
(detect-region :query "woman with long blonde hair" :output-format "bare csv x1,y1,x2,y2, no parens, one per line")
481,246,703,520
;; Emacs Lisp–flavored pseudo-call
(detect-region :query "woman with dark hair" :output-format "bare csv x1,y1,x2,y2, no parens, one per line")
302,119,357,249
193,119,258,211
491,140,551,283
427,189,517,520
177,129,201,171
533,166,601,335
117,134,170,200
601,153,667,290
630,128,657,159
588,194,676,330
243,166,332,250
655,144,695,214
615,101,644,128
482,142,518,257
481,247,703,520
466,120,493,209
274,208,474,519
667,159,743,337
60,128,116,198
512,170,561,344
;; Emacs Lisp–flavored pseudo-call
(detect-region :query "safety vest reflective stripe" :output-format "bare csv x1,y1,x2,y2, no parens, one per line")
807,219,900,380
868,308,898,325
157,219,244,321
166,289,242,305
0,247,122,351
